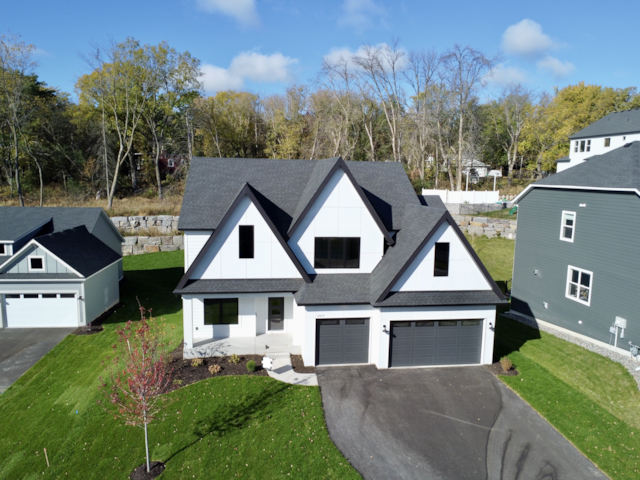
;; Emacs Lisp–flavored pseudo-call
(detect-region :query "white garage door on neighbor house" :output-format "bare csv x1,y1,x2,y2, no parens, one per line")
4,293,79,328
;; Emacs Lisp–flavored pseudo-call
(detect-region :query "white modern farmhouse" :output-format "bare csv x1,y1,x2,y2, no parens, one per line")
175,157,506,367
0,207,123,328
557,108,640,172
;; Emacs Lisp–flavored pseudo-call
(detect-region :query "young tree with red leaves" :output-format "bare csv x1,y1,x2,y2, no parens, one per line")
100,305,172,473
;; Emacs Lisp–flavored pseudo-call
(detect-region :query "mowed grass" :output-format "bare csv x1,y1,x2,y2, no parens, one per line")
470,236,640,478
0,251,358,480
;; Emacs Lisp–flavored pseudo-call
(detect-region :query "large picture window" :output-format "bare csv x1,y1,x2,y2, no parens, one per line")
314,237,360,268
434,242,450,277
566,266,593,306
204,298,239,325
560,211,576,242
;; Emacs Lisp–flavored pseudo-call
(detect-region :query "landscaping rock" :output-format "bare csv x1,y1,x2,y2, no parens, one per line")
147,237,162,246
123,236,138,245
138,236,149,246
459,221,469,227
160,245,178,252
160,236,173,245
467,226,484,236
144,245,160,253
472,216,489,224
173,235,184,245
122,245,133,255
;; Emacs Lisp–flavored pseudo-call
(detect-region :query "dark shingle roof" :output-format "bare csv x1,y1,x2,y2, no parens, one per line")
178,158,418,232
570,109,640,139
0,207,105,242
174,279,304,295
374,290,506,307
533,141,640,190
419,195,447,209
556,156,570,163
0,273,80,280
295,274,370,305
35,226,121,277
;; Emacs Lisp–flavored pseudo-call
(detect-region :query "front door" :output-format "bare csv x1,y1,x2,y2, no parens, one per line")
268,297,284,331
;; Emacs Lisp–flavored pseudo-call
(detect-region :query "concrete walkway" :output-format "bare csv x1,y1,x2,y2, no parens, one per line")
0,328,74,393
266,352,318,386
184,333,301,359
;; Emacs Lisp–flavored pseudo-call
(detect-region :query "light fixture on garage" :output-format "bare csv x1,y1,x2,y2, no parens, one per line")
382,325,388,333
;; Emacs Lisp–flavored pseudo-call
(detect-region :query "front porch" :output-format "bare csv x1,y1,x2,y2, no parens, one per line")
184,333,301,359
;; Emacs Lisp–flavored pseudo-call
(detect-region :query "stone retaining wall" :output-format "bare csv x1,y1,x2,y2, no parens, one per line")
122,235,184,255
110,215,180,235
452,215,517,239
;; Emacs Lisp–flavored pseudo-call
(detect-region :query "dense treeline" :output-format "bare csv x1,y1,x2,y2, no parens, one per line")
2,33,640,208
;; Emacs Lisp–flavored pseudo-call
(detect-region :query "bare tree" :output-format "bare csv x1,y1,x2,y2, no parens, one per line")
0,33,38,206
353,41,407,163
441,45,496,190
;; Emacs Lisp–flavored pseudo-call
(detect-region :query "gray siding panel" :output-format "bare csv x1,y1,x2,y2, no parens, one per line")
5,245,70,275
83,262,120,323
512,189,640,346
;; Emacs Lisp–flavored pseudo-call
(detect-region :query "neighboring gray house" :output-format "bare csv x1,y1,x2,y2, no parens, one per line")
511,142,640,351
0,207,124,328
175,157,506,368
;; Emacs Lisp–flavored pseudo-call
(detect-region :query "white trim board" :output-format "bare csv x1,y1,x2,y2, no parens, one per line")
513,184,640,204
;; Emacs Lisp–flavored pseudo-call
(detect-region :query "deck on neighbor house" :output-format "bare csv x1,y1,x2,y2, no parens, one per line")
186,333,301,359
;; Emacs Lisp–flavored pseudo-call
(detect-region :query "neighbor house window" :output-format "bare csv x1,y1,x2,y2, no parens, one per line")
579,140,591,152
239,225,254,259
566,266,593,306
28,256,44,272
314,237,360,268
560,211,576,242
0,244,5,255
434,242,450,277
204,298,239,325
574,141,579,152
604,138,611,147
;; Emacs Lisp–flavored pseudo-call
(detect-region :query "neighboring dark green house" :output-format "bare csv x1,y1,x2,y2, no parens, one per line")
511,142,640,350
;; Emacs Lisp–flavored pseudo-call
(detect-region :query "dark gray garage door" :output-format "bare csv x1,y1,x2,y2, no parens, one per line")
316,319,369,365
390,320,483,367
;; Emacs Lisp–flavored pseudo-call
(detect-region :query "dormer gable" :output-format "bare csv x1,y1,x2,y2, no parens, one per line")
0,240,82,277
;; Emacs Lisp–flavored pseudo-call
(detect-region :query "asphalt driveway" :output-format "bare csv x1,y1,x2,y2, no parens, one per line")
317,365,606,480
0,328,74,393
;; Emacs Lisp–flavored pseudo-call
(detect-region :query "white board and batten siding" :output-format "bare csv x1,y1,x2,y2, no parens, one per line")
186,197,301,279
4,244,75,275
289,168,384,274
392,222,491,292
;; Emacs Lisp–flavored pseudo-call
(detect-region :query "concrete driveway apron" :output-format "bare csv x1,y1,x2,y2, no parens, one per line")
317,365,606,480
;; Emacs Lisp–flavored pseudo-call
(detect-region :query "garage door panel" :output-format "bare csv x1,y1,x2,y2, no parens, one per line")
390,319,483,367
316,319,369,365
5,293,78,328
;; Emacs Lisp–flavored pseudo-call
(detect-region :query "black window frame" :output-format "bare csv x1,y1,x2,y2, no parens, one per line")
0,244,5,255
434,242,450,277
29,257,44,271
238,225,254,259
204,298,239,325
314,237,361,269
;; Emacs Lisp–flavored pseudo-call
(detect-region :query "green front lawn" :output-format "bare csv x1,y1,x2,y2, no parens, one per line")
0,251,358,479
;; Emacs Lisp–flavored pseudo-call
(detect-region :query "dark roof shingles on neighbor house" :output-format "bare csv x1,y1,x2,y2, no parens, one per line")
177,157,506,306
35,226,121,277
570,109,640,139
0,207,105,242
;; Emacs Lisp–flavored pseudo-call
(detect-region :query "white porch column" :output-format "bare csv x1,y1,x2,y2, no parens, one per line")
183,297,193,349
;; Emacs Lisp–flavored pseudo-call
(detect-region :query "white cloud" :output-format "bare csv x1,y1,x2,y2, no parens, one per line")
338,0,385,30
486,63,528,86
323,43,408,71
537,56,575,78
200,51,298,92
195,0,259,26
502,19,556,58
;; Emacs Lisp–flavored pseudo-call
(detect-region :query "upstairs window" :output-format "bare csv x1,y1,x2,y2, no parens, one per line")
560,211,576,242
204,298,239,325
604,138,611,147
574,141,579,152
566,266,592,306
434,242,450,277
579,140,591,152
28,256,44,272
314,237,360,269
0,244,5,256
239,226,254,259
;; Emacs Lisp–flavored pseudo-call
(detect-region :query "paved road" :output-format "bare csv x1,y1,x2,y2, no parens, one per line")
0,328,74,393
317,365,606,480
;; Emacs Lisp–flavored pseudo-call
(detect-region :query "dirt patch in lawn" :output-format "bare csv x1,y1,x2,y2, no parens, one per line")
129,461,165,479
71,325,104,336
485,361,519,377
164,345,267,393
291,355,315,374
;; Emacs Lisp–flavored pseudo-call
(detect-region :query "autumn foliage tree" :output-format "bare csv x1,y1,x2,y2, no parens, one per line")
100,306,172,474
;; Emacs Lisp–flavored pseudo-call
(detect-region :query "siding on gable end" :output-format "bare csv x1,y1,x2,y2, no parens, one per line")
288,168,385,274
4,245,73,275
391,222,491,292
184,231,212,270
512,188,640,346
190,197,302,280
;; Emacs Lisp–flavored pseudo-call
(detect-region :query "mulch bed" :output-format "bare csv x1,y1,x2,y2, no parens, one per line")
130,461,165,480
290,355,315,374
164,345,267,393
485,361,519,377
71,325,104,336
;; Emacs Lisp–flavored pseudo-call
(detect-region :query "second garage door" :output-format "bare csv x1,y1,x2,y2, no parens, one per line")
4,293,79,328
316,318,369,365
390,320,483,367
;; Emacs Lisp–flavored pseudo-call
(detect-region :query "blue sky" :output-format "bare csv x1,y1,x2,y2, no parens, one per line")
3,0,638,101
